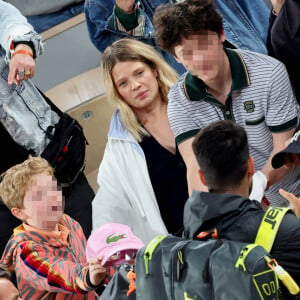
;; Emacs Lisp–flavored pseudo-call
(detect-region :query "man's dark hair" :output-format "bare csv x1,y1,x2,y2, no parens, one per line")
153,0,223,56
192,121,249,192
0,268,11,280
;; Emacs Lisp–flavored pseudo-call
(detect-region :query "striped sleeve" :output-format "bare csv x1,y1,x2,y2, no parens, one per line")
17,241,91,294
265,62,299,132
167,79,201,144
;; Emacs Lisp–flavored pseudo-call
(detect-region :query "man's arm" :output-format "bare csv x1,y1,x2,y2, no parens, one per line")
250,128,297,203
250,57,300,202
178,137,208,196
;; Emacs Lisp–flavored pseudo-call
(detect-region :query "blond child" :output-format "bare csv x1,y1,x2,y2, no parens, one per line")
0,157,106,299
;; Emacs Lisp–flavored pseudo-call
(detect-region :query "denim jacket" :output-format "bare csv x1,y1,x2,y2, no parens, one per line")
0,57,59,155
0,1,43,61
85,0,269,74
0,2,54,154
215,0,269,54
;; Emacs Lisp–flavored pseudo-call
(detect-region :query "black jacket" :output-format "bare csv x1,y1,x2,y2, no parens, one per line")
267,0,300,103
183,191,300,297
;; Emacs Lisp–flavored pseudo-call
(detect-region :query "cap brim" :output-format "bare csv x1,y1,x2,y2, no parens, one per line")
271,152,286,169
272,139,300,168
101,241,144,266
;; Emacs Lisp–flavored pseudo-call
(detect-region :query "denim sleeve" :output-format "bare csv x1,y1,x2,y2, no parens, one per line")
214,0,269,54
0,1,43,60
85,0,123,52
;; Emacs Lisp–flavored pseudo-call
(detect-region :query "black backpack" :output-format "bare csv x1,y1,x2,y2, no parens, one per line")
100,237,279,300
0,86,87,187
38,90,88,187
135,235,279,300
101,207,300,300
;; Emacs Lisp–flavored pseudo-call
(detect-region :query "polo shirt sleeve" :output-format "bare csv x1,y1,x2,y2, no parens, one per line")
167,81,201,145
265,62,299,132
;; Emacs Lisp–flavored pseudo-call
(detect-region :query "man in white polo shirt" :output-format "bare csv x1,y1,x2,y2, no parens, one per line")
153,0,300,206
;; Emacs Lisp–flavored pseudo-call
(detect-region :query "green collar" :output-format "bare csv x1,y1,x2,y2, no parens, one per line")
184,48,250,102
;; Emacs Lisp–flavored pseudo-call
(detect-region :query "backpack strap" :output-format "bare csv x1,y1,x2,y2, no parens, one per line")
255,207,291,252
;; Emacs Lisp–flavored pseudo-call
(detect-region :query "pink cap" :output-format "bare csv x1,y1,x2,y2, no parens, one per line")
86,223,144,266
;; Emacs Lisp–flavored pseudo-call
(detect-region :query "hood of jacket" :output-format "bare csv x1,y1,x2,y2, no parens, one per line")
183,191,264,241
108,110,137,142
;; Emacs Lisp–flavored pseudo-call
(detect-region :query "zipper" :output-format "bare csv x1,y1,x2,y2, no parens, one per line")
143,235,166,275
235,243,259,272
170,240,189,299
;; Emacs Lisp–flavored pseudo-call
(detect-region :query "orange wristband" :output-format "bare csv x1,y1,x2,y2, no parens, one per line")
12,49,33,58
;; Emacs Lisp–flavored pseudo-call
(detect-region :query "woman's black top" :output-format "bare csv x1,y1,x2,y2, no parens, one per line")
139,135,188,235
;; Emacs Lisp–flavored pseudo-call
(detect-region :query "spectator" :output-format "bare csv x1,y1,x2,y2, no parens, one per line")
0,1,93,256
184,120,300,299
5,0,84,33
93,38,188,243
0,157,107,299
153,0,300,207
267,0,300,103
272,130,300,169
85,0,269,75
0,268,20,300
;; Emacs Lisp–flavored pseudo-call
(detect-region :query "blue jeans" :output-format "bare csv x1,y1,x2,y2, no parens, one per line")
27,2,84,33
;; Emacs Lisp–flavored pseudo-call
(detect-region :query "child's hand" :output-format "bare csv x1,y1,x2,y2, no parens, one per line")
88,256,107,286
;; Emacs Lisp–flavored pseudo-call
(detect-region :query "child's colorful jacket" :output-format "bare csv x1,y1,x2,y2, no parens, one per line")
0,214,98,299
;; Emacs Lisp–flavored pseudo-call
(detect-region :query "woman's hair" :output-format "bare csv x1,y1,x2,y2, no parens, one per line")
101,38,178,142
0,156,54,210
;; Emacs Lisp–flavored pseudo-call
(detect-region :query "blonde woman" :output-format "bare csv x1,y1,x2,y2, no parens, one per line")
93,39,188,243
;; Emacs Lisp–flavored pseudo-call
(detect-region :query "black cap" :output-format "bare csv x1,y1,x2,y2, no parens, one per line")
272,131,300,169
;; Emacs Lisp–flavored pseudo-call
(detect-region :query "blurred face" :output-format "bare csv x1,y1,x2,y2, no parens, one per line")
0,278,21,300
112,61,161,111
174,31,225,81
20,173,63,231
